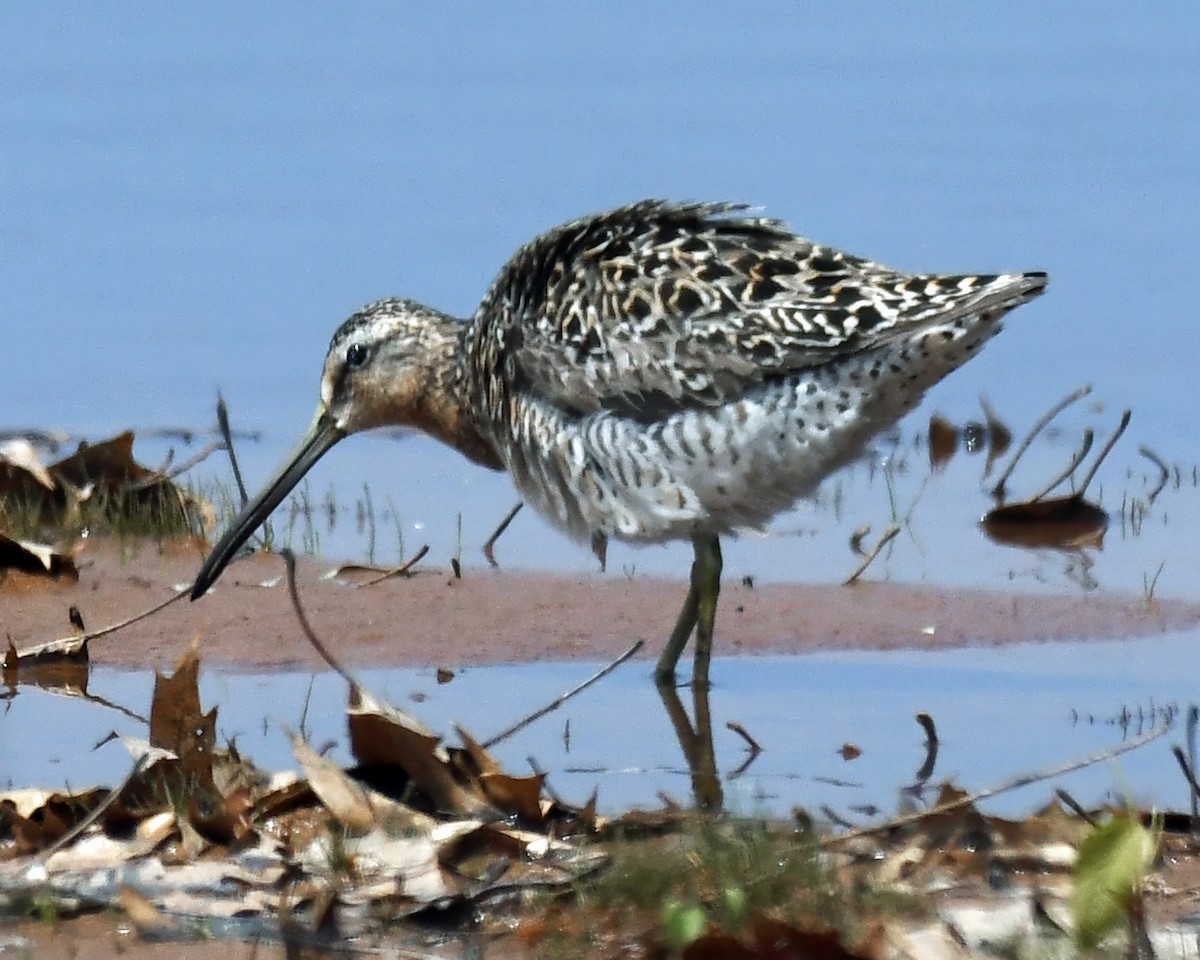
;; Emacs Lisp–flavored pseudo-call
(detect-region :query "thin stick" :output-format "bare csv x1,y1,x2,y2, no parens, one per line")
726,721,763,756
483,639,644,749
1075,409,1131,495
13,588,189,661
129,441,224,489
1139,445,1170,506
216,392,248,507
1027,429,1094,502
1170,746,1200,813
1054,787,1098,826
356,545,430,588
822,721,1171,847
991,384,1092,500
280,549,361,689
482,502,524,568
842,523,900,585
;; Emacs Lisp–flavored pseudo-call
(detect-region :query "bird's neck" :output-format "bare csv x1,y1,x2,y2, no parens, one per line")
408,312,504,471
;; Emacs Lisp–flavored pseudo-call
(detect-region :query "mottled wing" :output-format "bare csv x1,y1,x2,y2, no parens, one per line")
473,200,1017,418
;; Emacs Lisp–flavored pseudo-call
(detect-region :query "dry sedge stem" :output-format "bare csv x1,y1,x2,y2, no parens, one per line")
991,383,1092,501
843,523,900,585
482,500,524,568
482,639,644,749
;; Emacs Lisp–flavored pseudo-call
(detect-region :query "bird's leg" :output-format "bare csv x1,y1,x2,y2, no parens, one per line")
655,533,722,688
690,534,722,689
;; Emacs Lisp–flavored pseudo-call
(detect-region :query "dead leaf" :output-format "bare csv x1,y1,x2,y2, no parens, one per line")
928,415,957,469
149,641,215,785
0,533,78,580
291,734,376,832
0,438,55,491
348,687,493,817
119,886,185,940
982,495,1107,550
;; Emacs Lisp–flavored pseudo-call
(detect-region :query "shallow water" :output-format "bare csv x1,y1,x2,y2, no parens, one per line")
4,7,1200,815
6,630,1198,820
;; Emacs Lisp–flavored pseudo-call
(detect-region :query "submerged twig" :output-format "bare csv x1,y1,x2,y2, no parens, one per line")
1139,445,1170,506
842,523,900,585
482,502,524,568
483,639,644,749
1026,429,1094,502
911,712,939,786
824,721,1172,847
726,720,763,757
281,549,361,689
1074,408,1130,495
990,384,1092,501
1170,746,1200,817
216,392,249,508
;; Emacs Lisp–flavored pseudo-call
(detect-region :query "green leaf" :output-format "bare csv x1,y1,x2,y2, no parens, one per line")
662,899,708,955
1072,813,1158,949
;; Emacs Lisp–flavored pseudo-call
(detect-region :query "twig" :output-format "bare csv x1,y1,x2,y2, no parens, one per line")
129,441,225,489
1075,409,1131,495
842,523,900,585
482,502,523,568
483,639,644,749
1027,429,1093,502
1054,787,1098,826
1171,746,1200,814
991,384,1092,501
912,712,939,785
823,721,1172,847
1139,445,1170,506
280,549,361,689
13,587,189,661
216,392,249,507
726,721,763,757
355,545,431,587
1189,705,1199,820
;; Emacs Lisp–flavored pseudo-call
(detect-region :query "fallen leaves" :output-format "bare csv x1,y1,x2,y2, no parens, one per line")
0,431,210,583
0,643,605,943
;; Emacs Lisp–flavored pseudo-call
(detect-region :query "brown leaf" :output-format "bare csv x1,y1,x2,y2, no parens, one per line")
4,634,89,681
0,439,55,492
347,687,493,817
683,931,758,959
149,641,215,785
751,915,873,960
118,887,184,940
928,415,958,469
50,431,158,490
479,772,546,823
0,533,78,580
291,734,376,832
982,495,1107,550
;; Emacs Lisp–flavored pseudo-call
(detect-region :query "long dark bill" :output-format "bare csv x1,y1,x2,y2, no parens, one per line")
190,411,345,600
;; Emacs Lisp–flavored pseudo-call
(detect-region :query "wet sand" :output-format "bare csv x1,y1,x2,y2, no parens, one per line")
5,538,1197,672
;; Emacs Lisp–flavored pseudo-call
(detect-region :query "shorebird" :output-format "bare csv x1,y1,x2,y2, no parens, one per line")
191,200,1047,687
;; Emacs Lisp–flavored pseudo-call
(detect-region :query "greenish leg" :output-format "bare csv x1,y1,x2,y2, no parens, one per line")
655,533,723,688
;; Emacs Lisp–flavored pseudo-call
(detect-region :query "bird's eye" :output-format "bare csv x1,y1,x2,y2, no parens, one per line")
345,343,369,369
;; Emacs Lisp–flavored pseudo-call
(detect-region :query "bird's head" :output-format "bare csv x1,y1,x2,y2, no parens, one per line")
190,297,463,600
319,298,456,435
